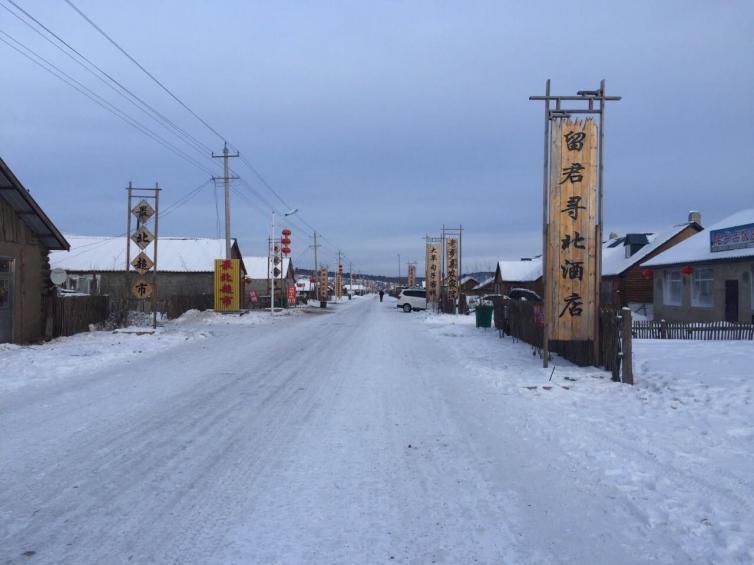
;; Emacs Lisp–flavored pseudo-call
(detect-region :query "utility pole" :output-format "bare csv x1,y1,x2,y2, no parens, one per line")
349,261,353,291
397,253,401,287
212,142,239,259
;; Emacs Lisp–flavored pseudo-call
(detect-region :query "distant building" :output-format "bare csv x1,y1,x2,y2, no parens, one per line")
243,256,295,305
0,158,69,343
472,275,497,295
50,235,244,303
493,259,543,297
643,209,754,323
459,275,479,295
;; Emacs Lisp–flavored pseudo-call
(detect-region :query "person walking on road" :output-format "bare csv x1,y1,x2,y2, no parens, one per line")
379,290,384,302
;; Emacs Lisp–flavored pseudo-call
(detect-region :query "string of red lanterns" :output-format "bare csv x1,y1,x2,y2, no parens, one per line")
281,228,292,256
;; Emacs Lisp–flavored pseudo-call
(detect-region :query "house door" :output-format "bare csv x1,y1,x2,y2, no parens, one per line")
0,258,14,343
724,280,739,323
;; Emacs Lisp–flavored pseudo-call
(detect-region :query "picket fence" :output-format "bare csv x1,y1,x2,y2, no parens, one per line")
632,320,754,340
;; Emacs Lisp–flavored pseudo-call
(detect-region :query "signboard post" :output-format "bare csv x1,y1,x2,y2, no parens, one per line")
425,239,441,306
214,259,240,312
125,182,160,329
319,266,329,307
446,237,459,308
530,80,621,367
547,118,598,347
287,285,297,307
407,263,417,288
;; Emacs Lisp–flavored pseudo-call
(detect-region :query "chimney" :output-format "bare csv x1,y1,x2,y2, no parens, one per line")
688,210,702,225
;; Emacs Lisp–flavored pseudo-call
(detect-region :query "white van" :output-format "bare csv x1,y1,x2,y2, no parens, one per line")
397,289,426,312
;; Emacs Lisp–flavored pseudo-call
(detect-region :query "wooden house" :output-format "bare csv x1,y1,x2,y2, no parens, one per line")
0,158,69,343
644,210,753,323
601,217,702,309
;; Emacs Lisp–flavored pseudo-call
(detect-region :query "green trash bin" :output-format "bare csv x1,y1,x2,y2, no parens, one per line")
475,304,493,328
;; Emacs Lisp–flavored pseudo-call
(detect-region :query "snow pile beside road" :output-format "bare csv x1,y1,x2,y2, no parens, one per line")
172,309,285,326
0,326,209,393
421,312,754,564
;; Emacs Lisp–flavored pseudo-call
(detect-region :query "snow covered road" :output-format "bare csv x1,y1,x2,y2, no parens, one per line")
2,296,752,564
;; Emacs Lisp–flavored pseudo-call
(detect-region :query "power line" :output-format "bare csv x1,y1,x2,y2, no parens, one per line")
63,0,346,256
64,0,227,142
0,30,217,177
1,0,216,160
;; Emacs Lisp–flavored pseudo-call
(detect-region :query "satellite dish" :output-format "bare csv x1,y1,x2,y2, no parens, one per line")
50,268,67,286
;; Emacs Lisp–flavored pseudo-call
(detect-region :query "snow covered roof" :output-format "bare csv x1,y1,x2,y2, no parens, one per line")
0,158,69,251
496,259,542,282
50,235,240,272
460,275,479,285
602,223,698,276
295,277,314,291
243,256,293,279
643,209,754,267
473,276,496,290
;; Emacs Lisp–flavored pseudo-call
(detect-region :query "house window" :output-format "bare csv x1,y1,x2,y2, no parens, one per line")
663,270,682,306
691,268,714,308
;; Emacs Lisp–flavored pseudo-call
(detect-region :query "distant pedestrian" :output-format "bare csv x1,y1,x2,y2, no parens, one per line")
379,290,384,302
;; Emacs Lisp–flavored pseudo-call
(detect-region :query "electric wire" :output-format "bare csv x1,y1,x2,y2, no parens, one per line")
1,0,216,161
0,30,217,177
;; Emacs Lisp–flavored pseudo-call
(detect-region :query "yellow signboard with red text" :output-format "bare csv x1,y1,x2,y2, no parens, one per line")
214,259,240,312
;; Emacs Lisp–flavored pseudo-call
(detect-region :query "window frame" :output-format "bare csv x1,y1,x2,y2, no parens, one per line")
663,270,682,306
691,267,714,308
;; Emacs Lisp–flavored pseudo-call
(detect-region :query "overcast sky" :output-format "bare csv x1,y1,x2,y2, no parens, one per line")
2,0,753,275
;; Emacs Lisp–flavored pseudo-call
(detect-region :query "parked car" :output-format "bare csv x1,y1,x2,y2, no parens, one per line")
507,288,543,303
480,294,505,304
397,289,426,312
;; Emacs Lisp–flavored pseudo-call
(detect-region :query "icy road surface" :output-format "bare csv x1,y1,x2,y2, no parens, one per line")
1,296,752,564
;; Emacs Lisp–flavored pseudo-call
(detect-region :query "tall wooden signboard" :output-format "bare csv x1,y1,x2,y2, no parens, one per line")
547,119,598,344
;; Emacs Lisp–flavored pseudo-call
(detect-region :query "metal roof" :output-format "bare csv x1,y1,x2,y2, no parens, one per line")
0,158,69,251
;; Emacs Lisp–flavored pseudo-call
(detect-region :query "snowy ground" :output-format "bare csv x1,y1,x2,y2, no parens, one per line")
1,296,752,564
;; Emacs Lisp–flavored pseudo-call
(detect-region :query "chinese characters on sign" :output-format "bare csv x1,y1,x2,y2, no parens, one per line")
319,266,329,302
287,285,297,306
446,237,459,301
547,119,597,341
214,259,240,312
129,196,158,300
425,243,440,303
407,264,416,288
710,223,754,253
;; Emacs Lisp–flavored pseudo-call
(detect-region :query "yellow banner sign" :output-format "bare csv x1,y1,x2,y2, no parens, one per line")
547,119,598,341
214,259,240,312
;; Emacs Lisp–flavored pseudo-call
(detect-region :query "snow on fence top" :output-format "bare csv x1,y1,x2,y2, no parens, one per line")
643,209,754,267
50,235,240,273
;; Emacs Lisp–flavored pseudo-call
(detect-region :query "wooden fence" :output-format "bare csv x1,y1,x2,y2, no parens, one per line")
493,298,633,383
45,294,110,339
632,320,754,340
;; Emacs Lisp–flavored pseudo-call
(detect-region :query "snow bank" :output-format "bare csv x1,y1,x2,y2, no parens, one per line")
0,326,208,393
0,310,289,393
421,312,754,563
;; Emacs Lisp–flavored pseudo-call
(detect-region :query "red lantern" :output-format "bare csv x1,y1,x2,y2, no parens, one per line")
282,229,292,236
281,238,291,245
680,265,694,276
338,265,343,272
282,246,291,255
641,268,653,280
